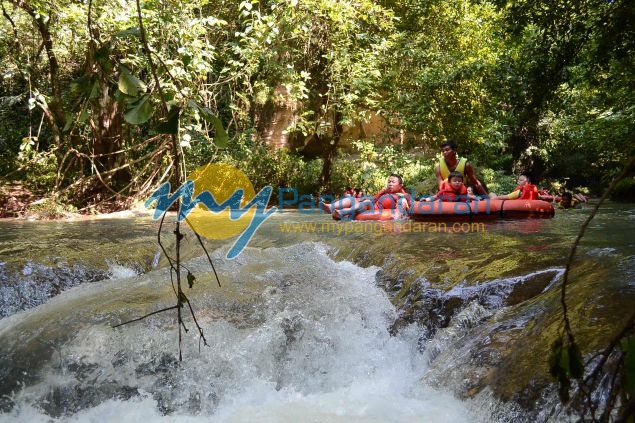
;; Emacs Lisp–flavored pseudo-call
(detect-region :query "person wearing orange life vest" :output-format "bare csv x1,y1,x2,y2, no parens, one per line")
321,174,411,219
489,173,540,200
434,139,488,196
425,171,476,202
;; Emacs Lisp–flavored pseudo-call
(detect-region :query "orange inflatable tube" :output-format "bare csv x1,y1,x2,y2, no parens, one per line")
408,199,554,222
330,199,554,221
332,208,396,221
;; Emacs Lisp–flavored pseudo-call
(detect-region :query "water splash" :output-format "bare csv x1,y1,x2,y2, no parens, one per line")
0,243,487,422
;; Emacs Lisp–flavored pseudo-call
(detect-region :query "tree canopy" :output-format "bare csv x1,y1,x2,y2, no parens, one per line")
0,0,633,206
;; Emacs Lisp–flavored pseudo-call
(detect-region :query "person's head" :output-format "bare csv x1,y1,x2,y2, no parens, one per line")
517,173,533,186
561,192,573,208
448,171,464,190
386,174,404,192
440,139,458,160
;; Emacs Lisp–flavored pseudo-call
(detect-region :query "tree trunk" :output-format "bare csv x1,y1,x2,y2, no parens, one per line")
319,110,344,188
11,0,65,147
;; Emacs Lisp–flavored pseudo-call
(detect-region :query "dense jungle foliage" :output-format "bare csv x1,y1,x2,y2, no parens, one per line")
0,0,633,211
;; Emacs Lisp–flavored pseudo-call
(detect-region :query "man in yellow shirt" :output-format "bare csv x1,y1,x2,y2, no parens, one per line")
434,140,488,195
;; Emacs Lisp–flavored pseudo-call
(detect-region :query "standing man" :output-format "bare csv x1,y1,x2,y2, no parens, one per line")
434,139,488,195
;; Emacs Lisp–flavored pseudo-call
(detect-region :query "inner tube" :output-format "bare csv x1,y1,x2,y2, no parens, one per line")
408,199,554,222
332,208,396,221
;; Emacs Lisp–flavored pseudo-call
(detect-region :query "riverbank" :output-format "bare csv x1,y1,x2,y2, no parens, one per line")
0,183,156,220
0,183,37,218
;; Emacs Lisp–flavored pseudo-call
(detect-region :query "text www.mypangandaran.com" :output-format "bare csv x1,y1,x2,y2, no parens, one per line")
278,221,485,236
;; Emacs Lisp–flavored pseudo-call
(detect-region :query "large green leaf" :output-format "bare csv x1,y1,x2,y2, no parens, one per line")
118,66,145,97
187,100,229,148
204,111,229,149
114,27,140,38
124,95,154,125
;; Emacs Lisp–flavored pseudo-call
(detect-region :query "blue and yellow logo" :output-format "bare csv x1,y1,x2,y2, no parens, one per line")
145,163,276,258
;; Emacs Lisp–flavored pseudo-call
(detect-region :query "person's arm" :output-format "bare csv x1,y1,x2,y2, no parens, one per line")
424,192,439,202
491,189,521,200
434,164,444,189
465,163,487,195
574,193,588,203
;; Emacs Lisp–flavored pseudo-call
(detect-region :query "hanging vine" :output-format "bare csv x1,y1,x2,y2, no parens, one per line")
111,0,225,362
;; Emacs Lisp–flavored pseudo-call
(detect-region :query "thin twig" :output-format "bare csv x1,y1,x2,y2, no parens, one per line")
112,305,179,328
185,216,221,287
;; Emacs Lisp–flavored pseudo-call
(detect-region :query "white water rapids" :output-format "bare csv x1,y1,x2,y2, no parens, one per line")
0,243,492,422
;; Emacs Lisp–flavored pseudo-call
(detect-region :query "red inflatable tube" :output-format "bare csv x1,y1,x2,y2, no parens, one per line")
329,199,555,221
408,199,555,222
332,209,396,221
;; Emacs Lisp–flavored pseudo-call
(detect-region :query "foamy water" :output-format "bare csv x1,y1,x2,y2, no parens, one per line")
0,243,487,422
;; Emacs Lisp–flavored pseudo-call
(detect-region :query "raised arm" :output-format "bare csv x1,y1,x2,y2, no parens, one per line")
465,162,487,195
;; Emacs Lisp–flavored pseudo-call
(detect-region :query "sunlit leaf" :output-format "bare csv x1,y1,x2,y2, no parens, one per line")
202,110,229,148
118,66,145,97
114,27,140,38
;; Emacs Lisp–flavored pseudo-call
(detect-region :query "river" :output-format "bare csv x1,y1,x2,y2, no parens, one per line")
0,202,634,422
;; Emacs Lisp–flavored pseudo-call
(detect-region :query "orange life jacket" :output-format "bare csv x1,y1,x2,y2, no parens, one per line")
437,181,469,202
518,183,539,200
374,188,410,210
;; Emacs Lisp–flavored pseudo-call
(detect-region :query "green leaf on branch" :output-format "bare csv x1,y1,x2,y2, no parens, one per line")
187,100,228,148
118,66,145,97
549,337,585,404
124,94,154,124
205,112,229,148
94,45,113,73
549,338,564,378
70,74,95,97
114,27,140,38
78,106,90,124
549,338,572,403
63,112,74,132
568,342,584,379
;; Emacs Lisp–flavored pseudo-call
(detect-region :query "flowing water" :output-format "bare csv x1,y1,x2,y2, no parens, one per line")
0,203,634,422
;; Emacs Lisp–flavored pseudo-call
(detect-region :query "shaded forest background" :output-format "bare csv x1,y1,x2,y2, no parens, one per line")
0,0,634,214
